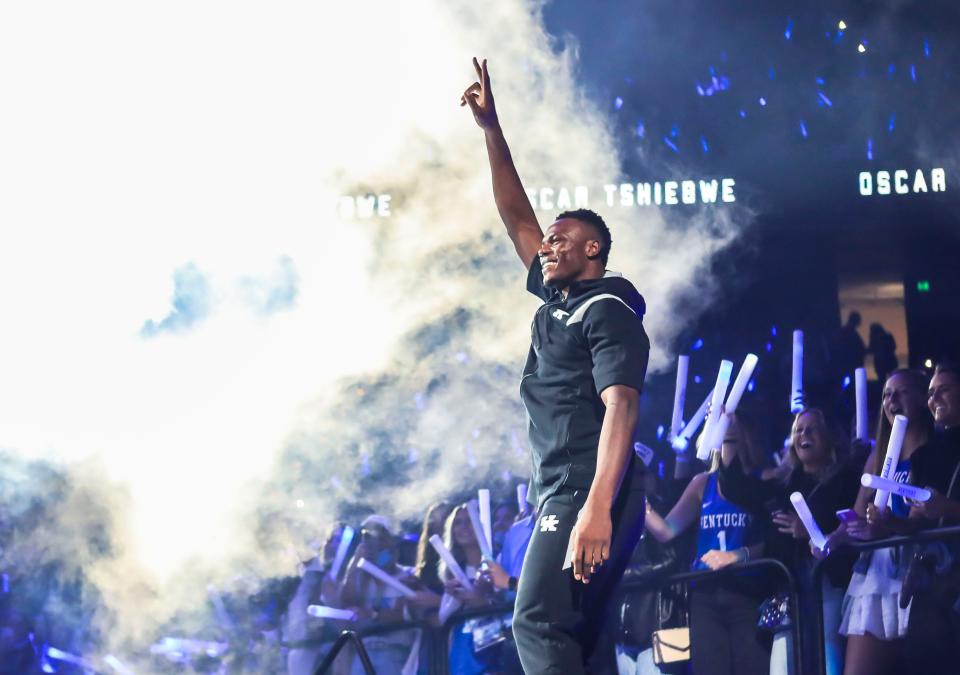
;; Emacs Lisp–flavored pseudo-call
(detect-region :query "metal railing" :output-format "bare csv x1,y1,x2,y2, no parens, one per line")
307,557,803,675
809,525,960,675
309,620,429,675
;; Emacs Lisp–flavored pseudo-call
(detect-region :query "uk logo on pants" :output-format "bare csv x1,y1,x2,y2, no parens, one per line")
540,514,559,532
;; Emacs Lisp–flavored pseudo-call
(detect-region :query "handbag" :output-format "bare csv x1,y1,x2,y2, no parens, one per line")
757,592,791,632
651,627,691,665
651,583,690,666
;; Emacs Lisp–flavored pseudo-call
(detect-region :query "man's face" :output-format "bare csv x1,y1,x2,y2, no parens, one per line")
929,372,960,428
538,219,600,288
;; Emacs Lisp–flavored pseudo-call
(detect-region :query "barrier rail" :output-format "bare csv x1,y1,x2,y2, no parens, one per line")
308,557,802,675
809,525,960,675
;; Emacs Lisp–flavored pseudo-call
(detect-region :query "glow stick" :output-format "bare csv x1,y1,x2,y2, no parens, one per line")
150,637,228,657
725,354,758,414
670,355,690,440
672,389,713,452
791,330,804,413
873,414,908,508
855,368,868,441
307,604,358,621
356,558,416,599
328,525,355,581
46,647,97,669
789,492,827,550
861,474,930,503
704,354,759,452
428,534,473,589
698,361,733,460
516,483,528,513
478,489,493,557
104,655,136,675
466,500,493,559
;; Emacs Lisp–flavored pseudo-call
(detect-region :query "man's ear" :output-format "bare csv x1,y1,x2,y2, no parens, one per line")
585,239,601,261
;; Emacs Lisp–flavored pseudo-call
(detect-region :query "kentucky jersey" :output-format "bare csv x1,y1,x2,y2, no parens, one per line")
694,472,760,570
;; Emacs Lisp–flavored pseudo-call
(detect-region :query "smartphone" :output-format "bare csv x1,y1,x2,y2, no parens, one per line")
835,508,859,523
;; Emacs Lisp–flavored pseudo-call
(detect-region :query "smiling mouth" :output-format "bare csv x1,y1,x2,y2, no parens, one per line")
542,259,557,271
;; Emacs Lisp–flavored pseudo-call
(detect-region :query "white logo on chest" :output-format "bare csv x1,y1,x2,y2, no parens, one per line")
551,309,570,321
540,514,560,532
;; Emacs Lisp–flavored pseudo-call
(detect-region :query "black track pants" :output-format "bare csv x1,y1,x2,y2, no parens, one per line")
512,486,646,674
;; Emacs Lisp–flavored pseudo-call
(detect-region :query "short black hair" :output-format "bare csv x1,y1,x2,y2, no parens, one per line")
556,208,612,266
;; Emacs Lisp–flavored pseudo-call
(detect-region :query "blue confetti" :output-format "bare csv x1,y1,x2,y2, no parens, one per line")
636,120,646,138
817,91,833,107
700,136,709,153
784,19,793,40
656,424,665,440
768,67,776,80
692,338,704,350
693,375,702,384
718,76,730,91
747,379,756,392
671,124,680,138
696,83,706,96
663,137,679,153
910,64,917,82
887,63,895,77
888,113,896,133
658,461,665,479
614,96,623,110
765,342,773,352
759,97,767,106
816,76,825,85
867,138,874,161
771,325,778,336
709,65,716,77
739,110,747,118
924,39,931,58
842,376,851,389
800,120,808,138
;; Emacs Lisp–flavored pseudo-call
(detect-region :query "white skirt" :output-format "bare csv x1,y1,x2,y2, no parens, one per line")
839,547,911,640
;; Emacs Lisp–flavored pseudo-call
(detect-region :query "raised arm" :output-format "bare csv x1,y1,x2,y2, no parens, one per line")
461,57,543,266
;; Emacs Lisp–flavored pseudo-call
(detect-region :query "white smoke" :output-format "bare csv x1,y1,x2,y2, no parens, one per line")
0,0,744,662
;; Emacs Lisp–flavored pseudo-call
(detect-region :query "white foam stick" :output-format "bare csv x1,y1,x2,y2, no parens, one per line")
791,330,804,413
478,489,493,556
789,492,827,550
428,535,474,589
861,474,931,503
703,354,760,452
356,558,416,599
672,388,714,451
698,361,734,460
307,604,358,621
328,525,355,582
466,500,493,559
873,414,909,508
855,368,869,442
516,483,529,513
670,355,690,440
45,647,97,669
725,354,759,414
104,655,137,675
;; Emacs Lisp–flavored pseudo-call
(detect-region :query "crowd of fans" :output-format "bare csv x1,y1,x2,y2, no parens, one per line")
281,356,960,675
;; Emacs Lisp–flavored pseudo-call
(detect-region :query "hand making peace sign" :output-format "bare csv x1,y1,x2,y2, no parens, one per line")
460,57,499,130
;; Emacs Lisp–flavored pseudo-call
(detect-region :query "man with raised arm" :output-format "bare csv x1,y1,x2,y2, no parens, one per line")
461,58,650,674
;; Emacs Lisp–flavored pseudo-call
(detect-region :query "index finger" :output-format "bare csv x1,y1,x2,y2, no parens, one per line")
481,58,491,91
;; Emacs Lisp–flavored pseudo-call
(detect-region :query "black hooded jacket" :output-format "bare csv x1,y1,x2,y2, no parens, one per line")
521,255,650,510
